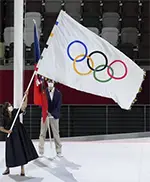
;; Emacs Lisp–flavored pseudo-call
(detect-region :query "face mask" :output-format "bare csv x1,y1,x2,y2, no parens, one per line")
8,106,13,112
48,82,54,88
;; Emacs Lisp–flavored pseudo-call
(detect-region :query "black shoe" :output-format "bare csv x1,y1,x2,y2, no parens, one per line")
20,173,25,176
2,169,10,175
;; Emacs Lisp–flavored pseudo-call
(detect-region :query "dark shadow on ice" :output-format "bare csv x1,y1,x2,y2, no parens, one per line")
8,174,43,182
34,158,49,168
34,156,81,182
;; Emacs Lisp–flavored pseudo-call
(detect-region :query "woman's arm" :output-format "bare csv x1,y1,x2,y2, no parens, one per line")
21,91,29,112
0,127,12,134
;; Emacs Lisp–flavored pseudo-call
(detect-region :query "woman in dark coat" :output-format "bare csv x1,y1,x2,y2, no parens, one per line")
0,91,38,176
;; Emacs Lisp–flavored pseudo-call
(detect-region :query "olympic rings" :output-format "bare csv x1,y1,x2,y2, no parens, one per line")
87,51,108,72
93,65,114,83
67,40,88,62
67,40,128,82
73,54,94,76
107,60,128,80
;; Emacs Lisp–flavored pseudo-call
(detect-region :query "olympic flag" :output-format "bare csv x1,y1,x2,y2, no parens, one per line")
37,10,145,110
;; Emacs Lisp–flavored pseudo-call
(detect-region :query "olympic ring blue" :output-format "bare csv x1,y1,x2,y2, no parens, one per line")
67,40,88,62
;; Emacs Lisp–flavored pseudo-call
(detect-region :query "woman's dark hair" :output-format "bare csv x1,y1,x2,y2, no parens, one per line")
2,102,10,118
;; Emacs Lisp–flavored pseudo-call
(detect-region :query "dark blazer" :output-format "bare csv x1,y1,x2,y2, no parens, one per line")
46,88,62,119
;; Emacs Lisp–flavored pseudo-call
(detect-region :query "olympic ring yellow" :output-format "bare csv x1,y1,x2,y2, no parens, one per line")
73,54,94,76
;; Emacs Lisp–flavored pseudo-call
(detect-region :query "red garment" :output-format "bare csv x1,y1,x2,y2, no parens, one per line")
34,65,48,122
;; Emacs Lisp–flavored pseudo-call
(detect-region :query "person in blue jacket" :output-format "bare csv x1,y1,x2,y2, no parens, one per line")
38,79,62,157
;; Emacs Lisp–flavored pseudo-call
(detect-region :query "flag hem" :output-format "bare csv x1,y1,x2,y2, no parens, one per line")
129,69,146,110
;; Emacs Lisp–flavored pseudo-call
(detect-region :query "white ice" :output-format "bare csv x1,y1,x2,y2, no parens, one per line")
0,138,150,182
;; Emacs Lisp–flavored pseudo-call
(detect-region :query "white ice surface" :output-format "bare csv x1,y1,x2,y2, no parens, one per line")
0,138,150,182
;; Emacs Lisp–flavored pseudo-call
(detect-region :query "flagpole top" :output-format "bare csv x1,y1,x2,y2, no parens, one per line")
33,19,36,24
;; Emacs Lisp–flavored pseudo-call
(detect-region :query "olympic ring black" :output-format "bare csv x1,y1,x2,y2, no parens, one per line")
87,51,108,72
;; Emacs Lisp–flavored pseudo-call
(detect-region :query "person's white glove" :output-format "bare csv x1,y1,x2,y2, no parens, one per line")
48,112,54,118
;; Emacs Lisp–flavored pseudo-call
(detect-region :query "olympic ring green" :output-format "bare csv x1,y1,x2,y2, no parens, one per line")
93,64,114,83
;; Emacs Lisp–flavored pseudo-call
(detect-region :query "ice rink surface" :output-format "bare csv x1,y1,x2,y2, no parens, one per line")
0,138,150,182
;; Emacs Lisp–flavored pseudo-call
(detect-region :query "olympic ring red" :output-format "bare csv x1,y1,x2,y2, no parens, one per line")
107,60,128,80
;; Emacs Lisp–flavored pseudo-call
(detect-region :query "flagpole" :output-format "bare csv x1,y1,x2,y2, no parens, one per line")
7,70,37,138
47,118,53,149
8,18,45,138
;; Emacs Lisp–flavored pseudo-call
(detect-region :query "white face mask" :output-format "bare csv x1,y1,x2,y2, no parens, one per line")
8,106,13,112
48,82,54,89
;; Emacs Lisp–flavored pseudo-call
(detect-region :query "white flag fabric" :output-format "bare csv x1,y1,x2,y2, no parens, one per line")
37,10,145,110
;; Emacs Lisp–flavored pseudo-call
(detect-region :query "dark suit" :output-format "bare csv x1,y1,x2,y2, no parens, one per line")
46,88,62,119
